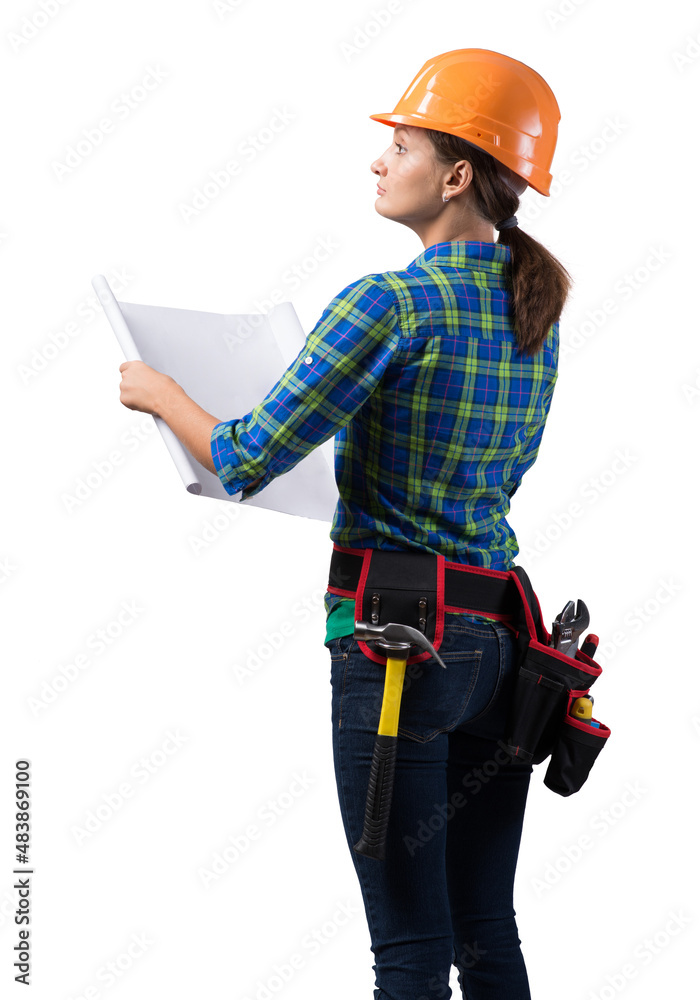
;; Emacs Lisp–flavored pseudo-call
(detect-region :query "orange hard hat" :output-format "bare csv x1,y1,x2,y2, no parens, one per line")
369,48,561,197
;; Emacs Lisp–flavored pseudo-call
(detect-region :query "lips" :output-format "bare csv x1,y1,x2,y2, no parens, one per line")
377,185,386,194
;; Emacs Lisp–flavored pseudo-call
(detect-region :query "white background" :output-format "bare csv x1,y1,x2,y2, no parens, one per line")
3,1,699,997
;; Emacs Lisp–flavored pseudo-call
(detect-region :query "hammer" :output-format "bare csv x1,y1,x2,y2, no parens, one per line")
352,620,447,861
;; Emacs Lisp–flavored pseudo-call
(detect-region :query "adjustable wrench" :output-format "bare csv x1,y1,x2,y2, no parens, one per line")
550,599,590,657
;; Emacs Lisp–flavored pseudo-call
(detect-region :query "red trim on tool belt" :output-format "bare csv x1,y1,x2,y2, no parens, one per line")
354,548,447,667
435,553,445,653
327,586,357,599
445,560,521,637
444,560,511,581
509,570,539,641
333,543,364,556
354,549,381,665
565,714,611,737
353,547,373,640
527,637,602,679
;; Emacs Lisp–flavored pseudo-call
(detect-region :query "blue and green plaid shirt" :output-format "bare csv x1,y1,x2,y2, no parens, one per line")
210,240,559,637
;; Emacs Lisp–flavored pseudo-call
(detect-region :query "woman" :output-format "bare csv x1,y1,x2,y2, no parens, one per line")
119,48,571,1000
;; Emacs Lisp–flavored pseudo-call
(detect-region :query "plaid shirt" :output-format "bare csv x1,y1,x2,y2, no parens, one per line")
210,240,559,620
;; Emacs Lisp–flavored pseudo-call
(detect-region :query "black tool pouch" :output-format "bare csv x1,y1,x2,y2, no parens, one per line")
352,548,444,667
542,686,611,795
502,567,611,792
504,641,604,764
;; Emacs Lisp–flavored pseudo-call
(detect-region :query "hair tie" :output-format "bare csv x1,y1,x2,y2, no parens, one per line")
495,215,518,231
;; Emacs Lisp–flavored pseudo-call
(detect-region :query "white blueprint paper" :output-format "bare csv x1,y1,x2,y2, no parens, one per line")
92,274,339,522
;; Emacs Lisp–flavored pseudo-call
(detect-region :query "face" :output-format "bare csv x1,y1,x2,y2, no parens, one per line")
370,124,457,224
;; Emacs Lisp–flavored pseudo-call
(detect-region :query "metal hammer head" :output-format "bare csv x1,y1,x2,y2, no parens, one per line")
353,620,447,669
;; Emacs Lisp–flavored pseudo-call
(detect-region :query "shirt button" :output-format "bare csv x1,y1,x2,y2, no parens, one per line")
304,356,314,364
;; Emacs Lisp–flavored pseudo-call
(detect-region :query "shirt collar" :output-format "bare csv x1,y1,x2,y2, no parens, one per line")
408,240,511,276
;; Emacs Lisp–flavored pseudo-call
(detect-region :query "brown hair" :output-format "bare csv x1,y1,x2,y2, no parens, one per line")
424,128,573,358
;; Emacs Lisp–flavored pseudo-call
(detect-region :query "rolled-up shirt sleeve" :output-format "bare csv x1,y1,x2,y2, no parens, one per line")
210,275,400,500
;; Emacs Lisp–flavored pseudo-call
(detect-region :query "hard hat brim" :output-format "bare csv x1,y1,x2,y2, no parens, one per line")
369,112,551,197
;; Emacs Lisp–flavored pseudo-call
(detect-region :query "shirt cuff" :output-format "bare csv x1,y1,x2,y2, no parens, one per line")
210,421,268,500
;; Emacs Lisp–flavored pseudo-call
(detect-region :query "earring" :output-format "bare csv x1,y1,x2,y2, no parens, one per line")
443,194,450,202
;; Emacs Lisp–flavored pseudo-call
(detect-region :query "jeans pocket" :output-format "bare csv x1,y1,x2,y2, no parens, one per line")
326,633,357,658
396,641,482,744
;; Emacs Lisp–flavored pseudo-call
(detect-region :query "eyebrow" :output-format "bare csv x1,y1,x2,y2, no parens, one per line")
394,127,409,139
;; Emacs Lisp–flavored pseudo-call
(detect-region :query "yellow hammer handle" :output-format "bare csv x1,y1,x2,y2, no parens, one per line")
377,655,408,736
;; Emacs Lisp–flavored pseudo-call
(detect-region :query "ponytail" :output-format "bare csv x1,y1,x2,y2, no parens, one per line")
424,128,573,358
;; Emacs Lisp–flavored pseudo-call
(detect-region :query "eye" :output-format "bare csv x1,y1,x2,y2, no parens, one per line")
394,142,406,154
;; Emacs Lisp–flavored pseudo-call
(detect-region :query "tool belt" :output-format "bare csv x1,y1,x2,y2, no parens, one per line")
327,543,611,796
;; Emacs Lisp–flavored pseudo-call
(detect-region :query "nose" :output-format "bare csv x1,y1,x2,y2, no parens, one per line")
371,154,385,178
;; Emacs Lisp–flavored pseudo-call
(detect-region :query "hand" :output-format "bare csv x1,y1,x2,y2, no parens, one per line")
118,360,181,416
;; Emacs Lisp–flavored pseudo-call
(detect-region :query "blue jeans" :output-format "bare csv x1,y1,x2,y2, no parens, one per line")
326,615,533,1000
